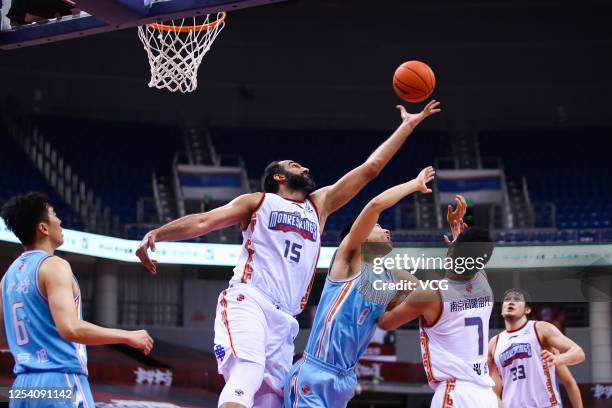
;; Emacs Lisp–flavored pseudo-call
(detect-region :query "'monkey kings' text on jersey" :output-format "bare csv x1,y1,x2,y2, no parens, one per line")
494,320,561,407
419,270,494,389
230,193,321,316
2,250,88,375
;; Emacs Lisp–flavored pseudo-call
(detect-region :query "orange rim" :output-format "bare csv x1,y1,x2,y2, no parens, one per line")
147,11,226,32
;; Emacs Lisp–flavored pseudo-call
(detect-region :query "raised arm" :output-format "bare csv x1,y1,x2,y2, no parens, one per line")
339,166,435,257
42,257,154,354
311,101,441,218
136,192,263,274
537,321,586,367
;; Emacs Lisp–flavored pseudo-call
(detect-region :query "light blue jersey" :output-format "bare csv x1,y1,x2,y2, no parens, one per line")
304,261,395,368
284,255,396,408
2,250,88,375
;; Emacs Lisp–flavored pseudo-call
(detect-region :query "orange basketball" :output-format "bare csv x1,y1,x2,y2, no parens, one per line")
393,60,436,103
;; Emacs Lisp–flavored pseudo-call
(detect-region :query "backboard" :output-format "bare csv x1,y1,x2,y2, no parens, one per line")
0,0,287,50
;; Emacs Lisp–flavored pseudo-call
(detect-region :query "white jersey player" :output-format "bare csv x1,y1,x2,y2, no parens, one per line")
488,289,585,408
136,101,441,408
379,196,499,407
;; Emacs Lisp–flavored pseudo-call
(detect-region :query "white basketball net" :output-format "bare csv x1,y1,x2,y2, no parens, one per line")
138,13,226,93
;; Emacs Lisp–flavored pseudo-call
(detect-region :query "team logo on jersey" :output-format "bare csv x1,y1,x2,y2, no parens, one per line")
301,384,311,394
6,280,16,295
465,283,473,293
268,211,318,241
214,344,226,362
15,277,31,294
36,348,49,364
499,343,533,367
357,307,372,326
237,294,245,302
17,353,30,364
304,201,314,214
235,389,245,397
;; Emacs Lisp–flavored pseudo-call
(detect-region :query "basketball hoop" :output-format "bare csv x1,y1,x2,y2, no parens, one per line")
138,12,226,93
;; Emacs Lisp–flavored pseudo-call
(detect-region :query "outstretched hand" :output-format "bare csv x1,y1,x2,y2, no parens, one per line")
443,220,469,245
414,166,435,193
447,195,467,226
443,195,469,245
396,100,441,126
136,231,158,275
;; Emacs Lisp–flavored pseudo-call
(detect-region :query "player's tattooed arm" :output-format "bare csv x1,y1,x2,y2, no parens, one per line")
136,192,263,274
311,101,441,217
339,166,435,259
42,256,154,354
488,335,503,406
536,321,585,367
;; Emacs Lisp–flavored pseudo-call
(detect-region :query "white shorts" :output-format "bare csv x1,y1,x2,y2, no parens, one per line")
431,380,498,408
214,284,299,395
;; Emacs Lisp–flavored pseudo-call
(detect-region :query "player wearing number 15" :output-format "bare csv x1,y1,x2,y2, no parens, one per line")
0,193,154,408
379,195,498,408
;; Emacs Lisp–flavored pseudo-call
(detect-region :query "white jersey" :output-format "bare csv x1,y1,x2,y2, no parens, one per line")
419,270,494,390
494,320,562,407
230,193,321,316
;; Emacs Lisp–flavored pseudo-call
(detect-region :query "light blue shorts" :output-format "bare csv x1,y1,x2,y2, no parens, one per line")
10,372,94,408
283,353,357,408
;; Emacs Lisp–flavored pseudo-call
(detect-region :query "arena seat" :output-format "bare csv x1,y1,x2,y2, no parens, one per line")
0,132,83,229
32,116,182,224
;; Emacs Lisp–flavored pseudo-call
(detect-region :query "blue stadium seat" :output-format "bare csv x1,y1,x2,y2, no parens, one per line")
33,116,182,224
0,132,83,230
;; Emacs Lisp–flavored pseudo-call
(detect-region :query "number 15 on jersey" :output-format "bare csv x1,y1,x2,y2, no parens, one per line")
283,240,302,263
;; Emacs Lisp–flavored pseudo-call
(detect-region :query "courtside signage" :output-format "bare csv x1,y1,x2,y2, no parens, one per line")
0,220,610,268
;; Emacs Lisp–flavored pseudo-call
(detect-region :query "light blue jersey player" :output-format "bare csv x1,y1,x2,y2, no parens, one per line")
283,166,436,408
0,193,154,408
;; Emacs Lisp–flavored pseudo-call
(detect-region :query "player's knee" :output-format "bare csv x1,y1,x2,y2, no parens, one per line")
218,358,265,408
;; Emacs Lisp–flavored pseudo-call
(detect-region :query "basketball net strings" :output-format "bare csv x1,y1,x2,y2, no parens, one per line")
138,15,225,93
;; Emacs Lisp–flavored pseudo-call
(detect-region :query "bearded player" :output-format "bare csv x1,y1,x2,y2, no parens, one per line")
488,288,585,407
136,101,441,408
379,195,498,407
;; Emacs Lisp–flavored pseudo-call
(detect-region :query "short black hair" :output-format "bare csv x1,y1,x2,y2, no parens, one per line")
1,192,51,245
503,288,532,307
449,226,495,274
262,161,284,193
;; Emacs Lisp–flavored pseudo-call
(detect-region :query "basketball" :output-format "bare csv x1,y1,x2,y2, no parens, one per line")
393,60,436,103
